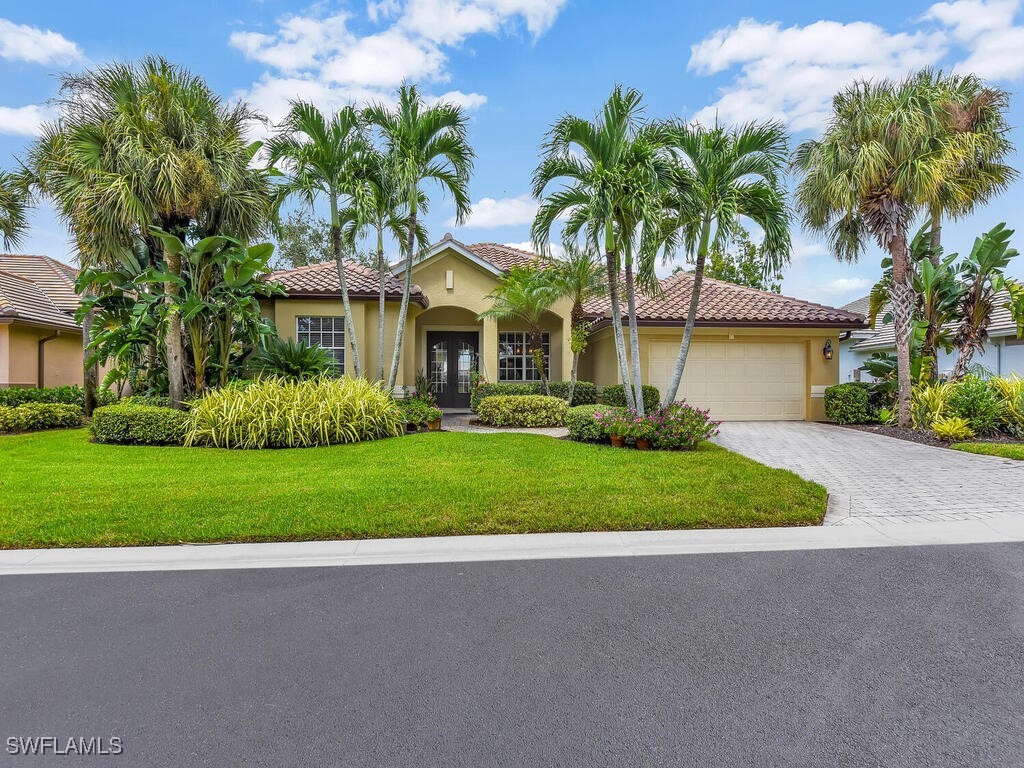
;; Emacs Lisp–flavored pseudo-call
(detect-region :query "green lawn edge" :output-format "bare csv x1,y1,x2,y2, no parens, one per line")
950,442,1024,460
0,429,827,549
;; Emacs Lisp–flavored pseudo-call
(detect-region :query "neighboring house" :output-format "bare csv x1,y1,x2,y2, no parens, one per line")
0,254,84,389
839,291,1024,382
265,234,865,420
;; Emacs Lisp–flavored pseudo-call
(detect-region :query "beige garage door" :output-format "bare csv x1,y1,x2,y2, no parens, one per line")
648,341,806,420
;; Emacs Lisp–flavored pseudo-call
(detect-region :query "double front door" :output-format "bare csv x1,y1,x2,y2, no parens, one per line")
426,331,479,409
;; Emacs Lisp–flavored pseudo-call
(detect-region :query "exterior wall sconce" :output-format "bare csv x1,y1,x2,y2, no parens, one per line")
445,270,454,290
823,339,833,360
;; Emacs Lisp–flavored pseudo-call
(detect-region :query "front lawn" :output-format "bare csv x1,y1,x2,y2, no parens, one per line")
0,429,827,548
951,442,1024,460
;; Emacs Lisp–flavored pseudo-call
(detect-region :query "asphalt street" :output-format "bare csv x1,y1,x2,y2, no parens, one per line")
2,542,1022,767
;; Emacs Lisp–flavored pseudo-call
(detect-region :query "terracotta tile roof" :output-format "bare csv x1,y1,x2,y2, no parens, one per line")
269,259,427,305
465,242,542,271
0,253,80,313
0,270,81,330
584,271,866,328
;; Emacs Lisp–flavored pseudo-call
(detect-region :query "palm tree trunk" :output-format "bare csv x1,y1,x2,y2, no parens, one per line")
889,232,914,428
568,349,580,406
921,204,943,375
664,217,712,406
387,198,416,393
80,298,99,417
531,329,550,396
164,248,186,409
376,226,386,382
624,254,644,416
928,205,942,263
605,241,635,410
331,196,360,378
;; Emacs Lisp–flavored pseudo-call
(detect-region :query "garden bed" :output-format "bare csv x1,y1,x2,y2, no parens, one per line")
841,423,1024,450
0,429,827,548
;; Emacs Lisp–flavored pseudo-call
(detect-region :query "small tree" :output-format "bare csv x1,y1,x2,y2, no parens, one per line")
701,229,783,293
549,246,605,404
273,209,332,269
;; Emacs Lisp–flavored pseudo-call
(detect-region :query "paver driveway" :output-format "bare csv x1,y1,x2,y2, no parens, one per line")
715,422,1024,525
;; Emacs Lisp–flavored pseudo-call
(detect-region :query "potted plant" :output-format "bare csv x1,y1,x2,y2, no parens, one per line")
632,417,655,451
597,411,629,447
425,406,443,431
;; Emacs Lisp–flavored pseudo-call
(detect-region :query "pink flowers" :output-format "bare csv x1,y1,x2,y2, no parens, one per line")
592,401,720,449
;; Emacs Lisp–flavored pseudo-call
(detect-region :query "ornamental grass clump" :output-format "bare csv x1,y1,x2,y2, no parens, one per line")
185,376,403,449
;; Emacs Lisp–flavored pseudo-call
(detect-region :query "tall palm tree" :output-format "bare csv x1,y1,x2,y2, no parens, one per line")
28,57,270,409
364,84,474,392
532,86,668,413
659,120,791,406
268,102,369,378
794,77,950,427
549,246,606,404
338,149,428,382
478,265,561,395
0,171,29,249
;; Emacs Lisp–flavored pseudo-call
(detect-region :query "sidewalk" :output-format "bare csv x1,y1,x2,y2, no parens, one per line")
3,517,1023,576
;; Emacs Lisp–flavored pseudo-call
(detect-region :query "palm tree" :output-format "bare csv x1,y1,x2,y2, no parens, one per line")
0,171,29,249
659,120,791,406
268,102,369,378
28,57,270,409
549,245,606,404
478,265,561,395
794,77,960,426
364,84,474,393
532,86,668,413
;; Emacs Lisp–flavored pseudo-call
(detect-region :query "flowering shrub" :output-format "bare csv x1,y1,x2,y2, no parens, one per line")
588,401,719,450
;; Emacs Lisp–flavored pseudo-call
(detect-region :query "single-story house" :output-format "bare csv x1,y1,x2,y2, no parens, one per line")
0,254,85,389
839,292,1024,382
265,234,866,420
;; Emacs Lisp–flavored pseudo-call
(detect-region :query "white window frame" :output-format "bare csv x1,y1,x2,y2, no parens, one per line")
498,331,550,382
296,316,345,372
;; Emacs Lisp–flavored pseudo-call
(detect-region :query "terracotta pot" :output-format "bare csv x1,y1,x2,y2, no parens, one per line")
427,419,442,431
610,434,626,448
635,438,651,451
406,423,420,433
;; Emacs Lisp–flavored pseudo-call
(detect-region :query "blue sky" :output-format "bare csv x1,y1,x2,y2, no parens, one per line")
2,0,1023,306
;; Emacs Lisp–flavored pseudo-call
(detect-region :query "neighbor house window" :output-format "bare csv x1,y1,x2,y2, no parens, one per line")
296,316,345,371
498,331,550,381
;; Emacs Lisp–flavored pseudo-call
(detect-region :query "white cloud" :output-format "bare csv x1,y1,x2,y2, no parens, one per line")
0,104,53,136
821,277,873,296
320,29,446,87
688,0,1024,132
504,240,564,258
0,17,82,65
453,193,538,227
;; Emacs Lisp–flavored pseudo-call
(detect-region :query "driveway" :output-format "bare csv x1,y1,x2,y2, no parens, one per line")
715,422,1024,525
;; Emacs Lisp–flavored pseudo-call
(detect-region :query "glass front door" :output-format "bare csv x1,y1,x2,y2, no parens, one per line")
426,331,479,409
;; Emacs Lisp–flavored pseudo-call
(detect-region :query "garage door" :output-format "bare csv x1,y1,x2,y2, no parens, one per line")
648,341,806,420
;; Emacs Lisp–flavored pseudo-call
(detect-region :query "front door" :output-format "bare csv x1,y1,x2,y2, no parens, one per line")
426,331,479,409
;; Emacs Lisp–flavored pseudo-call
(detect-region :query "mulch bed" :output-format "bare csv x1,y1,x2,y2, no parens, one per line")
841,423,1024,448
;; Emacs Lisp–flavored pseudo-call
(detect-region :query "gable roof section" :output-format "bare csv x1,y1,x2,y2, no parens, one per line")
0,253,80,313
465,242,542,271
584,271,866,328
269,259,428,306
0,270,81,330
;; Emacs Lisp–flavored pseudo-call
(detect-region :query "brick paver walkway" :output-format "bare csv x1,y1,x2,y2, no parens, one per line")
715,422,1024,526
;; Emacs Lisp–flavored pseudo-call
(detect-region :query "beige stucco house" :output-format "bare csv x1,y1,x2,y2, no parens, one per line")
265,235,866,420
0,254,85,389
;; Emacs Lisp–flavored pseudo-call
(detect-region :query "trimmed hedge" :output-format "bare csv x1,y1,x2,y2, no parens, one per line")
476,395,568,427
566,404,611,442
600,384,660,412
470,380,597,411
0,385,119,408
91,404,188,445
0,402,83,433
824,383,871,424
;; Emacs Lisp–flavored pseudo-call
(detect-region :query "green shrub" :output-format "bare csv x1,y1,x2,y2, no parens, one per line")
246,337,337,381
566,404,609,442
0,402,83,433
932,415,975,442
600,384,660,412
470,380,598,410
911,381,952,430
991,375,1024,437
824,383,871,424
476,395,568,427
947,376,1003,435
185,376,402,449
118,394,173,408
91,404,188,445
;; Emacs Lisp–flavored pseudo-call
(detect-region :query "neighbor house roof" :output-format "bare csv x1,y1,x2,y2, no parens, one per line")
841,295,876,339
269,259,429,306
851,289,1020,351
584,271,866,328
0,253,80,313
0,270,81,330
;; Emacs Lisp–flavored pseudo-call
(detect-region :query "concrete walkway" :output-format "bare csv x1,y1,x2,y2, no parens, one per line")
715,422,1024,526
443,412,568,437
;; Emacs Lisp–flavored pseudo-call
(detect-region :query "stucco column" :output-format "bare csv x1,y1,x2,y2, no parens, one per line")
0,324,9,386
560,313,573,383
482,316,498,382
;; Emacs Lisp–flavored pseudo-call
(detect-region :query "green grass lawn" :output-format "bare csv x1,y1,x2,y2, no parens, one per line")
951,442,1024,460
0,429,827,548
